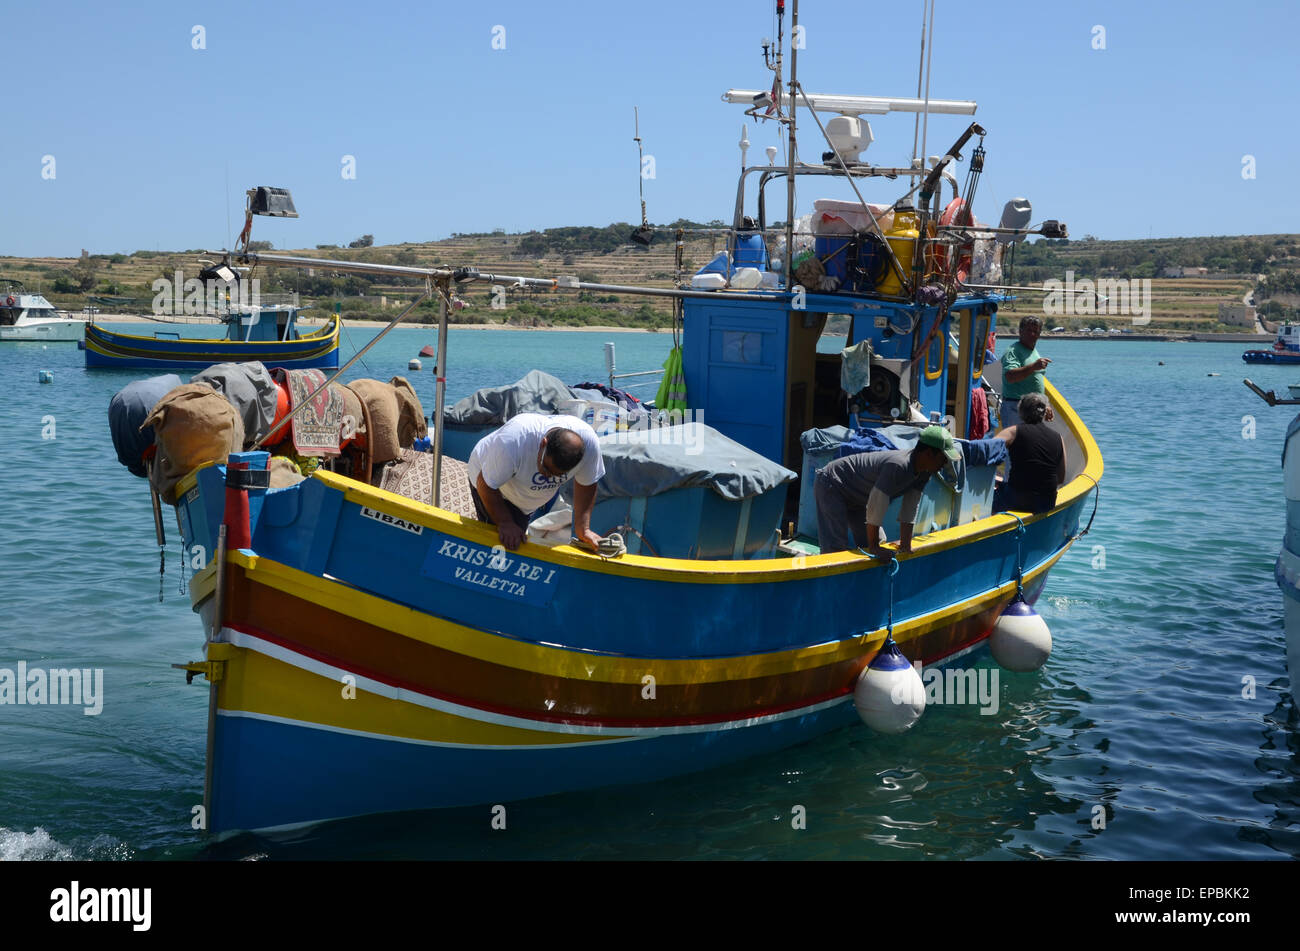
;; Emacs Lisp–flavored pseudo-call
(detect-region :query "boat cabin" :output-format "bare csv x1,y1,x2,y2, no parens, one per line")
224,304,305,343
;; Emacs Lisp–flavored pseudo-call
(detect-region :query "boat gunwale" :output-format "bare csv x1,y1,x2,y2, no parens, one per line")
173,378,1099,583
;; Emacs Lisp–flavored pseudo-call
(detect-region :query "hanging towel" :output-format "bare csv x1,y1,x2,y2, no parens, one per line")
969,386,990,439
840,340,873,396
655,345,688,411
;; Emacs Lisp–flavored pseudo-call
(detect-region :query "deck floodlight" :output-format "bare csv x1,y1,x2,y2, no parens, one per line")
199,262,238,284
249,186,298,218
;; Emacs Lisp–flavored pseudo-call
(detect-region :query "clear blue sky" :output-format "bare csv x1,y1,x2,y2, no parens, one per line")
3,0,1296,257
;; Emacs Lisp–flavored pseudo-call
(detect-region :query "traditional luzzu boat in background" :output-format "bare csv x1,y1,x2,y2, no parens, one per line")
84,187,341,371
1243,323,1300,365
84,300,340,370
111,0,1102,836
0,279,88,342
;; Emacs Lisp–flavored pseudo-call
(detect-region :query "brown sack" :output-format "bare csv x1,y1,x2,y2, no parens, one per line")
388,376,428,448
348,378,428,465
142,383,246,503
347,379,400,464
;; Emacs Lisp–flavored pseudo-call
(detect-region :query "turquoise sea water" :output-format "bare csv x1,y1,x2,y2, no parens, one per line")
1,326,1296,861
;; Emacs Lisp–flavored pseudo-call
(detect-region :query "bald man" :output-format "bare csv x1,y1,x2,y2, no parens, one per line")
467,413,605,551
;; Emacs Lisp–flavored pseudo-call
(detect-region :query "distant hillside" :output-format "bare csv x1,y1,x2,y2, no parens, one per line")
3,228,1296,332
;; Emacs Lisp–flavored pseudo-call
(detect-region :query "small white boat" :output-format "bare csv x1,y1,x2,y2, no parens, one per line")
0,280,88,342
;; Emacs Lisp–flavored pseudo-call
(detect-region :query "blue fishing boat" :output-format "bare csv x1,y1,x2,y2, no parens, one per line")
113,0,1103,836
84,305,340,370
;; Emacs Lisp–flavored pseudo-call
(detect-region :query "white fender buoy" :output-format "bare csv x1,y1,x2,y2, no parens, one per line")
854,636,925,733
990,599,1052,672
408,358,422,371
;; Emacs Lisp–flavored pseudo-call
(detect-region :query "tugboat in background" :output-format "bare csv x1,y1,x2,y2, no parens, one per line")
1243,324,1300,365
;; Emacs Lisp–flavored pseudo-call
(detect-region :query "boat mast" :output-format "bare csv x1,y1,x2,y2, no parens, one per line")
783,0,798,293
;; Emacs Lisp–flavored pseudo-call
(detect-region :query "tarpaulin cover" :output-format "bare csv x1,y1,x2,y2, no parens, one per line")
191,361,277,447
589,423,797,502
444,370,580,425
109,374,182,477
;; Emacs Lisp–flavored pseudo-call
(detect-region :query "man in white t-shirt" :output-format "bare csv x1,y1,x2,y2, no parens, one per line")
466,413,605,551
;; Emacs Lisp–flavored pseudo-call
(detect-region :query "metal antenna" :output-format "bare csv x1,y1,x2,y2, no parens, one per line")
631,108,654,245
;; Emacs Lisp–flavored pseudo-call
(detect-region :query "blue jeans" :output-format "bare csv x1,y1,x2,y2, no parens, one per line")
1001,398,1021,430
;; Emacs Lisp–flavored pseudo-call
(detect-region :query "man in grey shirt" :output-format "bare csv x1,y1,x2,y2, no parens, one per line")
814,425,960,557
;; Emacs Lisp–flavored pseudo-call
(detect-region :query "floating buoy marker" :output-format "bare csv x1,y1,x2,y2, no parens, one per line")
408,358,422,371
38,370,53,384
990,597,1052,672
854,634,925,733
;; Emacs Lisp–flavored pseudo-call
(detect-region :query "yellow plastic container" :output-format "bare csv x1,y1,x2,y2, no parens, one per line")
875,204,919,296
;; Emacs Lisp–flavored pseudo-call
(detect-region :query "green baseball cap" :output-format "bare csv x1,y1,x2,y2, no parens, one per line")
918,425,961,461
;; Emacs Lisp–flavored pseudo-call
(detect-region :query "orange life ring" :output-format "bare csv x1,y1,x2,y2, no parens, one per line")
934,198,973,282
4,295,15,306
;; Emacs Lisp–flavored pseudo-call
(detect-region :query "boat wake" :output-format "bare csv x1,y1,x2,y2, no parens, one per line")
0,826,134,861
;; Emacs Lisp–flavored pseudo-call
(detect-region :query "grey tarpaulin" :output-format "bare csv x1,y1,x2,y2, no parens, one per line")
191,361,278,447
443,370,581,425
108,374,182,477
583,423,797,502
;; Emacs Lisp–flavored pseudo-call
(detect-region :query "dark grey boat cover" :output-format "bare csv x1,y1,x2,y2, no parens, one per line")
108,374,182,477
591,423,797,502
191,361,278,446
443,370,580,425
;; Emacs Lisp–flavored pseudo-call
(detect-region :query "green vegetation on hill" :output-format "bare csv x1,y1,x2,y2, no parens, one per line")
4,225,1298,330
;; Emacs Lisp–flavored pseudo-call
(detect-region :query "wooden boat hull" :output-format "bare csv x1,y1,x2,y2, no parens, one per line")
84,316,340,369
174,382,1102,835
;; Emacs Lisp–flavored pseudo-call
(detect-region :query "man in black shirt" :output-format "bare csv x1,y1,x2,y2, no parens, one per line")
814,425,959,557
993,392,1067,513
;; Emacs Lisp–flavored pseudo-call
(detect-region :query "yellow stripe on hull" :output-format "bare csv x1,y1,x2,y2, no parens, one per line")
200,544,1068,691
218,639,626,747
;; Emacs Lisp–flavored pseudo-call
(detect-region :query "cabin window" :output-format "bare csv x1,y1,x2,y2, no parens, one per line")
924,324,944,380
971,310,990,380
722,330,762,364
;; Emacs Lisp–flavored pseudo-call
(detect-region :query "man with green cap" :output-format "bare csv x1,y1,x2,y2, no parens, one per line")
813,425,961,558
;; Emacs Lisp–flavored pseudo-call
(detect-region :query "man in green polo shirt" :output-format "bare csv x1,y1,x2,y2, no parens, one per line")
1000,315,1053,428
